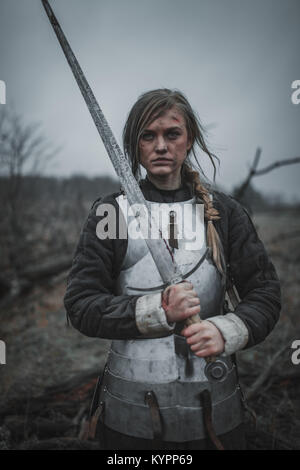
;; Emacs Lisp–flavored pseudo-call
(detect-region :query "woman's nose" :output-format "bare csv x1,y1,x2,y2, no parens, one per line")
155,137,167,153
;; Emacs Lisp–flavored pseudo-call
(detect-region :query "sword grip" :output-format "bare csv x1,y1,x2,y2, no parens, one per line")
184,313,201,326
162,283,216,363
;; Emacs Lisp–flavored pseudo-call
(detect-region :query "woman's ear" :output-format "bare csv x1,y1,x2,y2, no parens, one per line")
187,137,193,152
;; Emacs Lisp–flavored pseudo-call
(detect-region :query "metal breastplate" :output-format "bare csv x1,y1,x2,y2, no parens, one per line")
114,195,224,317
99,195,243,442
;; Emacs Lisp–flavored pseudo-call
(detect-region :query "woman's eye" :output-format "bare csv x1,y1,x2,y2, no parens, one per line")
141,133,154,141
168,131,180,139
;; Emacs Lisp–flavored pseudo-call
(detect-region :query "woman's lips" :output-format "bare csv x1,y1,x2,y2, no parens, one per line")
152,158,173,164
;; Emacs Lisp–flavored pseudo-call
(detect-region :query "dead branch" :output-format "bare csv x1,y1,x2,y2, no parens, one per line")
255,157,300,176
234,148,300,201
234,147,261,200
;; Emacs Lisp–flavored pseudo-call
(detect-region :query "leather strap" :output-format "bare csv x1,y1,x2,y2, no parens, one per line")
168,210,179,250
80,367,106,441
226,264,240,310
80,401,105,440
88,401,105,440
200,389,225,450
145,390,163,440
89,368,105,418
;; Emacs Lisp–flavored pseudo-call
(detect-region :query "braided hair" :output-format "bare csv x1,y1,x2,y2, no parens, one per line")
123,88,226,279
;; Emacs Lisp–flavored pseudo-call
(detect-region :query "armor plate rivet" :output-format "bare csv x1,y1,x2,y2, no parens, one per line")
211,366,224,379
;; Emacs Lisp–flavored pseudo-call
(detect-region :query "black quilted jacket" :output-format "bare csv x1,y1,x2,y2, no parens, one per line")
64,179,281,349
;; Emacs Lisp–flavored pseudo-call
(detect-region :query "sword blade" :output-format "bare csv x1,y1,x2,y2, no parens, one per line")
41,0,183,285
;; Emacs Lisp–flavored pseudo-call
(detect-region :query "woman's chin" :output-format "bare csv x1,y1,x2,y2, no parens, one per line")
148,167,172,177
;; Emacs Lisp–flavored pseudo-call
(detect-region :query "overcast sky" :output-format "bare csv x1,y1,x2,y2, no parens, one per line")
1,0,299,201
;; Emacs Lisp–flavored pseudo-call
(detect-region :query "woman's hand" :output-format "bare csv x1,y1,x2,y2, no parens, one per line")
161,281,201,324
180,321,225,357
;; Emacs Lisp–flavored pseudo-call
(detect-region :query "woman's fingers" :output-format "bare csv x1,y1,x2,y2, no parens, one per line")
181,321,225,356
190,341,210,353
194,346,216,357
181,281,193,290
186,305,201,317
187,296,201,307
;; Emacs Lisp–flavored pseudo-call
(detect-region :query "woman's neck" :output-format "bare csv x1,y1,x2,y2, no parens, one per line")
146,173,182,191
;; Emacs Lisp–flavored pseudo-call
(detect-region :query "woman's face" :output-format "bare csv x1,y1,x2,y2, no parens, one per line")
138,106,192,182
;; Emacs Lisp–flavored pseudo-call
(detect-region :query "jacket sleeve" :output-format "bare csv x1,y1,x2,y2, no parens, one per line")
63,196,142,339
226,198,281,348
64,195,174,340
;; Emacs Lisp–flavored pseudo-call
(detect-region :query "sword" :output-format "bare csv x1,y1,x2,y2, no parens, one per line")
40,0,229,382
40,1,205,325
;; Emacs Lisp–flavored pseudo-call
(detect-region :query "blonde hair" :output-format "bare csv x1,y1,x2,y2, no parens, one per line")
183,164,226,279
123,88,226,280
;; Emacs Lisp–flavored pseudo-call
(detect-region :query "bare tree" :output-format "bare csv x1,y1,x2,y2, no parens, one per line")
0,107,59,297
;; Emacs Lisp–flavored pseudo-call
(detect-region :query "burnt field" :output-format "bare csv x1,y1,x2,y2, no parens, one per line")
0,179,299,450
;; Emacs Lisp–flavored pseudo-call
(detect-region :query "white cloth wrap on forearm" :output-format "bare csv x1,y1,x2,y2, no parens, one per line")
207,313,249,356
135,292,175,337
136,293,249,354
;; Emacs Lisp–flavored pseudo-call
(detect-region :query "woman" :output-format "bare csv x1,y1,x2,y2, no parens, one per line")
64,89,281,450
